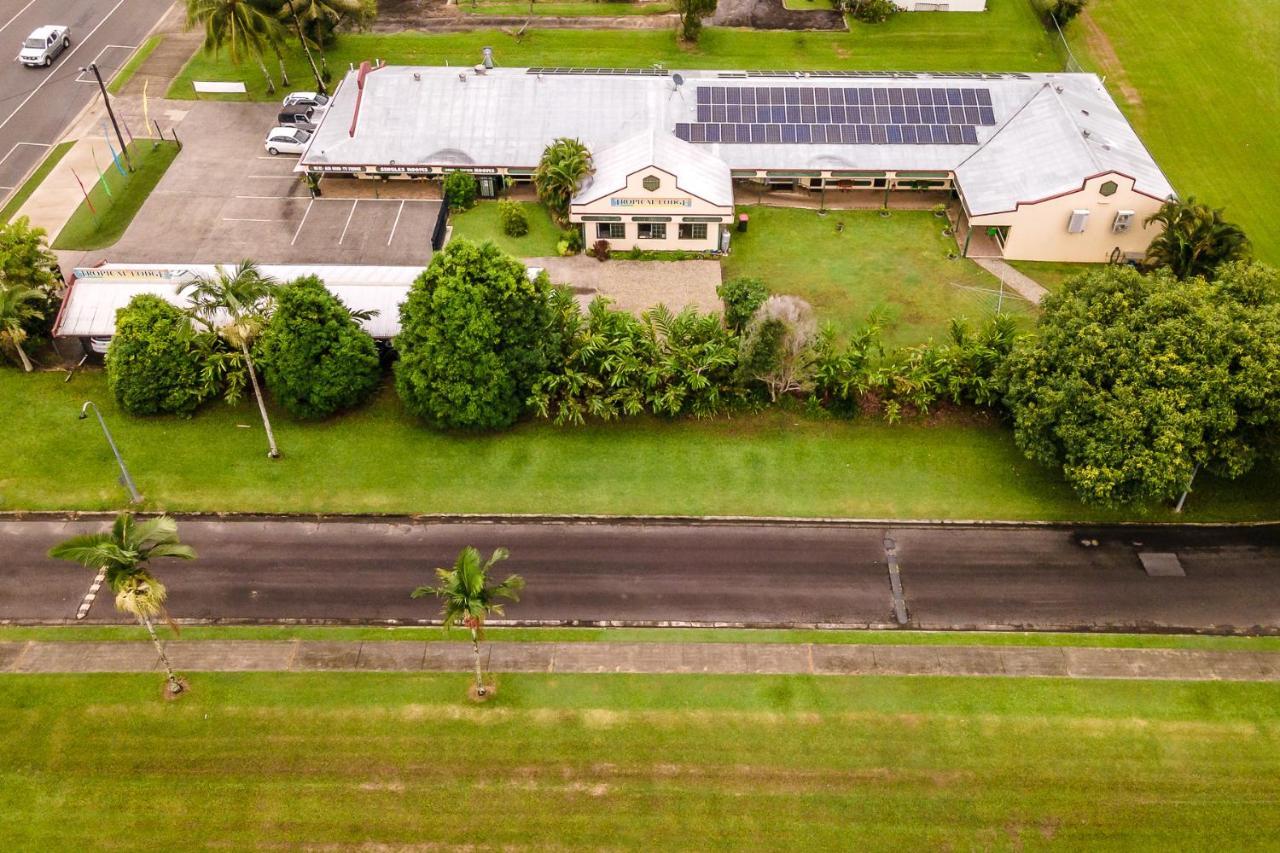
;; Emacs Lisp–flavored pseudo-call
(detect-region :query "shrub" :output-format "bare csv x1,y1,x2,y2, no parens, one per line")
845,0,898,24
394,239,557,430
1042,0,1087,26
443,172,478,210
562,227,585,254
498,199,529,237
256,275,382,419
717,276,770,333
0,216,60,344
591,239,611,262
736,295,817,402
106,295,206,416
675,0,717,42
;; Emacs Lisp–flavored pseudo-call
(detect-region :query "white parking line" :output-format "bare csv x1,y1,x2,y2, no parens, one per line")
0,0,131,133
338,199,358,245
234,195,305,200
246,174,298,179
291,198,314,245
0,141,50,167
0,0,39,35
386,200,405,246
74,45,139,83
222,217,284,223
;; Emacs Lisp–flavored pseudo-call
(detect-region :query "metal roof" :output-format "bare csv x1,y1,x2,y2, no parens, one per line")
300,66,1172,217
572,130,733,208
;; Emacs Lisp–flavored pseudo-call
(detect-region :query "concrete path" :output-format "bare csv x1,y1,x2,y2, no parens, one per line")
972,256,1051,305
3,640,1278,681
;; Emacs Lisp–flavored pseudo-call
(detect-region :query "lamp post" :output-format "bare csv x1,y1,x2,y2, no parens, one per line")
80,63,133,172
79,401,142,503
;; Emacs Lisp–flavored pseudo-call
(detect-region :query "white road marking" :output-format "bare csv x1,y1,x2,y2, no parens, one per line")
234,194,305,200
290,198,313,245
0,0,39,35
222,217,284,223
0,140,49,167
0,185,14,190
337,199,357,244
246,174,297,179
74,44,138,83
386,200,405,246
0,0,131,133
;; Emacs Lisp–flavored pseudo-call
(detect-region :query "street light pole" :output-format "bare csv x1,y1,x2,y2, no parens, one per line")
79,401,142,503
82,63,133,172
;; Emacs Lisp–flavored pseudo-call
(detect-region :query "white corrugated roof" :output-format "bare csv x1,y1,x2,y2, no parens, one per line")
572,130,733,207
300,66,1171,218
57,264,423,339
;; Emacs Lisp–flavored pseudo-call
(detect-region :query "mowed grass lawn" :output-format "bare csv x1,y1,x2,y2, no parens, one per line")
449,200,562,257
2,673,1279,847
726,206,1036,345
1070,0,1280,265
463,1,675,15
52,141,179,251
169,0,1061,101
3,369,1276,521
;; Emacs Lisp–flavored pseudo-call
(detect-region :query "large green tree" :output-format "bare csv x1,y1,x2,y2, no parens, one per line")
107,295,208,415
49,513,198,698
394,240,556,430
0,216,60,352
256,275,381,419
180,261,282,457
674,0,717,42
534,138,593,226
1002,263,1280,508
411,545,524,699
1143,196,1250,280
186,0,289,94
0,282,45,371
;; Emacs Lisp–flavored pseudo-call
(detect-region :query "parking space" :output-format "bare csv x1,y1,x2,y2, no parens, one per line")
96,101,440,266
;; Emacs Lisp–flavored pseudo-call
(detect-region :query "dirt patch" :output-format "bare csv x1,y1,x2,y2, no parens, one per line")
1079,11,1143,110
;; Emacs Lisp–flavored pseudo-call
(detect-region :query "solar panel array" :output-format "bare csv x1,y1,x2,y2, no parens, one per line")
525,67,669,76
675,85,996,146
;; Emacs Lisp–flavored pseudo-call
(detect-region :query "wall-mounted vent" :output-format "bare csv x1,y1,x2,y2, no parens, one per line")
1067,209,1090,233
1113,210,1135,233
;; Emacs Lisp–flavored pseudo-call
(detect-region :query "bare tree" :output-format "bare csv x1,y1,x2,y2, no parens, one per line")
737,295,817,402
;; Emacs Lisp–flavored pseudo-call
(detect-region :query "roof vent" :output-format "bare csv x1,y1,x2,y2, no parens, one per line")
413,72,421,81
482,46,494,69
474,64,486,75
458,72,466,83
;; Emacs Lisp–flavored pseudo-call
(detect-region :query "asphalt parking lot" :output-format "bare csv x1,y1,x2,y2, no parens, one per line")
96,101,440,266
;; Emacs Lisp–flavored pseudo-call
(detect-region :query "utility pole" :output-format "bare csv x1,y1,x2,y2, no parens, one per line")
82,63,133,172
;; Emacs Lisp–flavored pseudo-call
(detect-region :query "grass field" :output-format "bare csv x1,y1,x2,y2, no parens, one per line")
1068,0,1280,265
725,206,1036,345
0,141,73,224
449,200,562,257
52,141,179,251
2,672,1278,847
1007,260,1102,292
107,34,161,94
169,0,1060,101
2,369,1275,520
6,625,1280,651
783,0,836,9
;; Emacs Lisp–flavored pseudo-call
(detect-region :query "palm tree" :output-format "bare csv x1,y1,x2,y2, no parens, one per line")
534,138,594,226
276,0,372,49
1143,196,1251,280
0,281,45,372
278,0,326,95
411,546,524,698
49,513,197,697
179,261,282,458
186,0,288,95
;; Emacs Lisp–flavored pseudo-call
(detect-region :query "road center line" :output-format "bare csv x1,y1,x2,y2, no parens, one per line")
290,198,314,245
338,199,357,245
386,199,404,246
0,0,131,133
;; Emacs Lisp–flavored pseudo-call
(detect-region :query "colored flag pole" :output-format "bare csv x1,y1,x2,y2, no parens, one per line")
90,148,113,199
142,80,152,144
103,122,126,176
71,167,98,219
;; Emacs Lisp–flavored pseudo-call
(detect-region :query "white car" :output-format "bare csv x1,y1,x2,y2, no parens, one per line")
264,126,311,156
282,91,329,110
18,25,70,67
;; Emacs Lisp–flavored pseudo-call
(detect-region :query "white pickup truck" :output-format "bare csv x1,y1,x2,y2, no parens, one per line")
18,25,71,68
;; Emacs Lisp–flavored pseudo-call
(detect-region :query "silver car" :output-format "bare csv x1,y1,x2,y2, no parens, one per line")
18,25,70,68
264,126,311,156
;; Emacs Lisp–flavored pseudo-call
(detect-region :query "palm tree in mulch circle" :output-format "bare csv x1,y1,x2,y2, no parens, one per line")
412,546,525,700
49,513,198,698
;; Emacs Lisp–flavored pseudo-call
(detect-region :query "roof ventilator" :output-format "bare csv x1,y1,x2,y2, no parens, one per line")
482,46,494,69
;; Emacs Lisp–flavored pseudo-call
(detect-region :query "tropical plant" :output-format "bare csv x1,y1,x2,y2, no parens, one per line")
185,0,289,95
256,275,381,419
498,199,529,237
534,138,593,226
48,513,198,697
1002,263,1280,508
716,276,770,333
736,295,817,402
0,281,45,371
843,0,898,24
269,0,372,50
443,171,478,211
107,295,208,415
411,546,524,698
1143,196,1250,280
1040,0,1086,27
674,0,717,42
0,216,60,350
395,240,558,430
179,260,282,457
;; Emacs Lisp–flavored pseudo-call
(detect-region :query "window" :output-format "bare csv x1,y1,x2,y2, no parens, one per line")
642,175,660,192
1100,180,1118,197
678,223,708,241
637,223,666,240
596,222,625,240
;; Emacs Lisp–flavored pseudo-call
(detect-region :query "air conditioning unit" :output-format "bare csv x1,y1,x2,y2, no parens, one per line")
1113,210,1135,233
1067,209,1090,233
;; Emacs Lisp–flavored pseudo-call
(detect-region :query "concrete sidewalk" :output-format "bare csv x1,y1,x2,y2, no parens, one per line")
3,640,1278,681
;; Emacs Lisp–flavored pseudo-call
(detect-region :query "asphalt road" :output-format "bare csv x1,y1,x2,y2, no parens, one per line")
0,0,173,198
2,518,1278,632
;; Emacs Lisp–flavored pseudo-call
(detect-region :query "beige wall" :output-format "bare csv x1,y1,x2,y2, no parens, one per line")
570,165,732,252
969,173,1167,263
